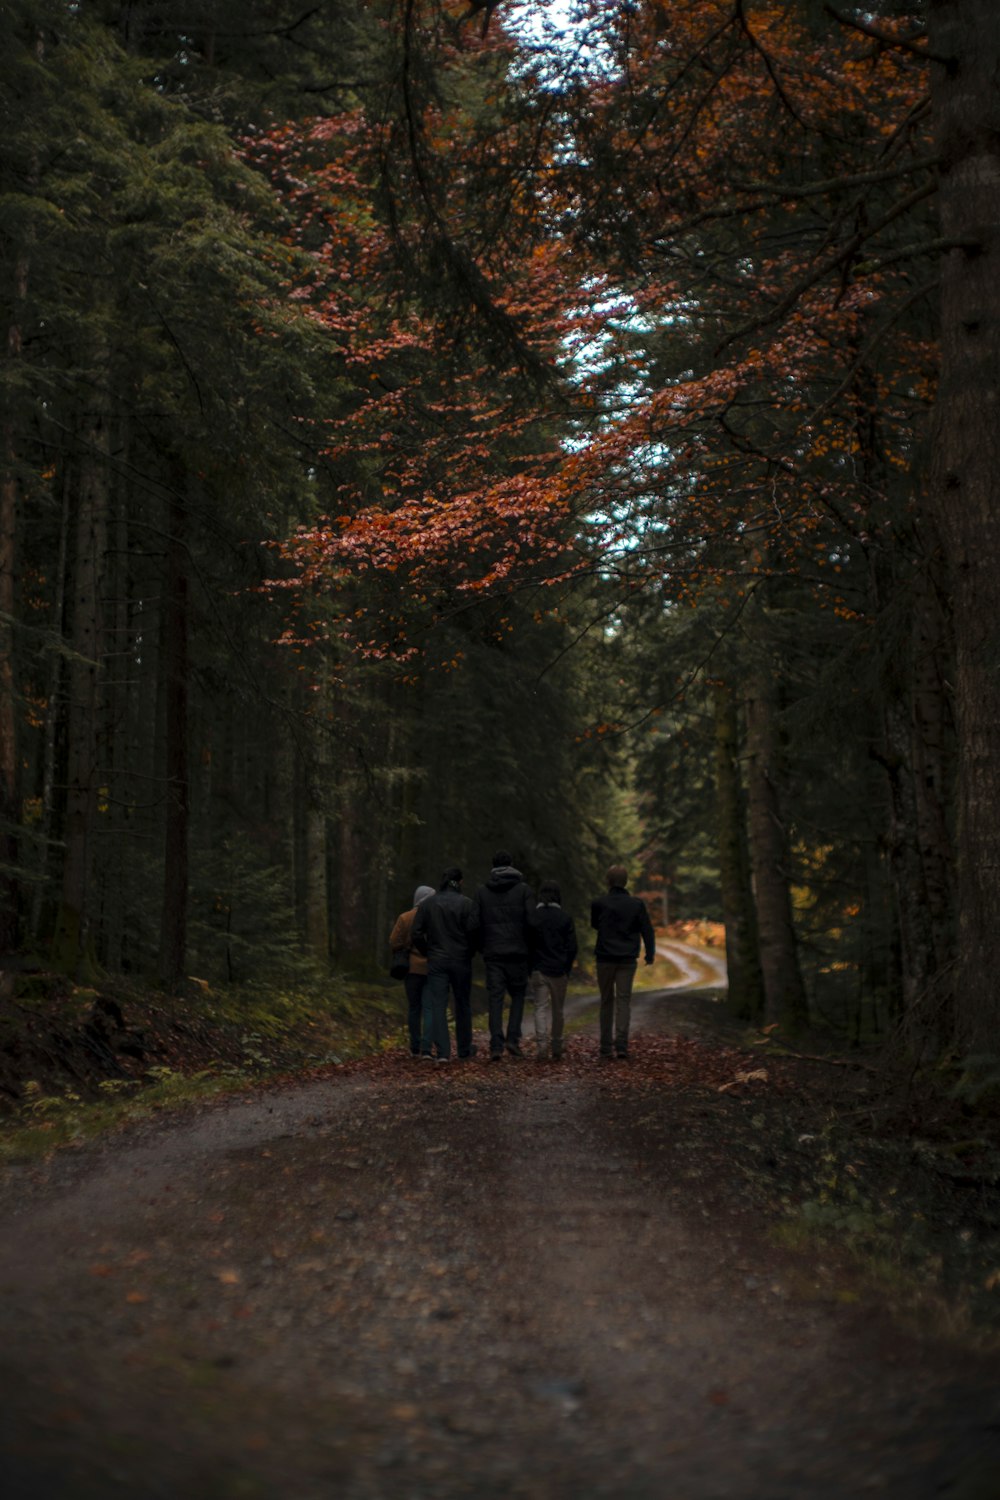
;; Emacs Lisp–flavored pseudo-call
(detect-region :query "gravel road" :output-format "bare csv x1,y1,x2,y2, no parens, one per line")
1,995,999,1500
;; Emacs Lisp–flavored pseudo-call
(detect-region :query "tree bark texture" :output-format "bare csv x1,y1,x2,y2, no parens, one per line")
0,246,30,953
54,408,110,976
909,548,954,997
335,772,367,965
158,487,189,991
30,466,71,942
743,655,808,1033
302,791,330,962
928,0,1000,1052
712,682,764,1019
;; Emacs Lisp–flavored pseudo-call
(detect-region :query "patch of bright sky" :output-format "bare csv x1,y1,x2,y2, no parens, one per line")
505,2,690,558
505,0,660,423
507,0,615,85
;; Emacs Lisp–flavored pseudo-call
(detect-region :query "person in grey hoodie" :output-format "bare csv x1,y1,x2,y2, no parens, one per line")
389,883,436,1058
474,850,536,1060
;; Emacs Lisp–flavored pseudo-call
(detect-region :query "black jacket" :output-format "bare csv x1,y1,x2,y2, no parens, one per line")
528,902,578,977
411,887,478,965
474,865,535,961
591,886,655,964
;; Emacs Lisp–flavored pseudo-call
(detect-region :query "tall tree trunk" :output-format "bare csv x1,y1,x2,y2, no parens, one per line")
158,485,189,990
54,405,110,976
909,544,954,1007
302,720,330,963
743,648,808,1033
712,681,764,1019
102,429,132,971
0,244,31,953
0,441,20,957
928,0,1000,1052
335,774,367,966
30,464,71,942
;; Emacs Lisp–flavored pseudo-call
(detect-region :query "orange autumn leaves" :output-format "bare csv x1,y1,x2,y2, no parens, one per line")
254,0,932,654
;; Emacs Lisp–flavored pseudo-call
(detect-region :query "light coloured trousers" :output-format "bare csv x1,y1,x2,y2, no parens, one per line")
531,970,568,1058
596,961,637,1054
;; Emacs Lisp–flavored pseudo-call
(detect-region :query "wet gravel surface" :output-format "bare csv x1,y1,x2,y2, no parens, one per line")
2,1005,1000,1499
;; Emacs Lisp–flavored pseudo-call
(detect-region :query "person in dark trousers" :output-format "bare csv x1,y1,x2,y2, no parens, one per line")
411,867,479,1062
591,864,655,1060
389,884,436,1058
528,880,578,1061
474,850,536,1060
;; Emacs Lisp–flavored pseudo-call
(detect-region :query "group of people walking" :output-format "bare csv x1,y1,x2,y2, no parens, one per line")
389,853,656,1063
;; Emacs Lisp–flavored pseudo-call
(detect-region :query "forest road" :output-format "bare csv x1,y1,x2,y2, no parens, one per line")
1,999,999,1499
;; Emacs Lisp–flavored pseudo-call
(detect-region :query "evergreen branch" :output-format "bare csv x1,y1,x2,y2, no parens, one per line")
823,5,955,71
734,0,810,134
810,276,938,426
717,179,937,352
0,610,94,665
724,156,939,201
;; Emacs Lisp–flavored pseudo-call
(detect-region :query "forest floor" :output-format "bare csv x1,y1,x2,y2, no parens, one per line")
2,968,1000,1498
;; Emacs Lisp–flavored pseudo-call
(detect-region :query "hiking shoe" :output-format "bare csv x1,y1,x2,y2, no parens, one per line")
505,1043,522,1058
489,1050,503,1063
615,1050,629,1061
434,1055,450,1065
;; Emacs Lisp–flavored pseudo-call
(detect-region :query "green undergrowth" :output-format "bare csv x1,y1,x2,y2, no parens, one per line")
0,973,407,1162
742,1097,1000,1344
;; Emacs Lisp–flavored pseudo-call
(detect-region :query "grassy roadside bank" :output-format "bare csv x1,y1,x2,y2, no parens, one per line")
0,973,405,1160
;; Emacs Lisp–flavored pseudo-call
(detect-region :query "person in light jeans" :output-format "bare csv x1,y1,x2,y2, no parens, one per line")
528,880,578,1061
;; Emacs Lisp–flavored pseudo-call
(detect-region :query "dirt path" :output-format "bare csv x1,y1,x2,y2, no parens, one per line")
1,996,999,1499
654,938,729,991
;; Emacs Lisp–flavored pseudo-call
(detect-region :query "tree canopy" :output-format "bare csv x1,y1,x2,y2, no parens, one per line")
2,0,998,1060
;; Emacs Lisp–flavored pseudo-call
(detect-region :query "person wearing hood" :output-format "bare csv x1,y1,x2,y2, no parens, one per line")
411,867,479,1061
474,850,536,1060
528,879,578,1062
389,883,437,1058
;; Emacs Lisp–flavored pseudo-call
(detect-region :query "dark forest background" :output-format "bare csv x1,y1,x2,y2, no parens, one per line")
2,0,997,1064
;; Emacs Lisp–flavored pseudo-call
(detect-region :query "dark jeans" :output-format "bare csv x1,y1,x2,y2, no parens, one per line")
485,958,529,1054
596,960,636,1054
404,972,430,1055
423,959,474,1059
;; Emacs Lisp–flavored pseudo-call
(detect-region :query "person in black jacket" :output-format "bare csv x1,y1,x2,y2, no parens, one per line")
591,864,655,1060
411,866,479,1061
528,880,578,1061
474,850,536,1060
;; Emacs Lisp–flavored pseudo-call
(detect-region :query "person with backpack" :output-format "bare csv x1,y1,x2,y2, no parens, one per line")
389,883,436,1059
527,880,578,1062
474,850,536,1060
590,864,655,1061
411,867,479,1062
